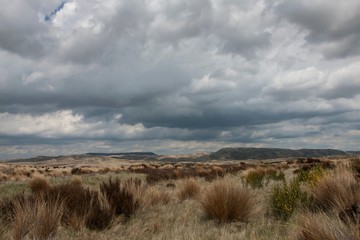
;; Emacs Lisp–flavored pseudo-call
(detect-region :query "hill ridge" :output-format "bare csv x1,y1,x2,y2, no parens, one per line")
209,147,348,160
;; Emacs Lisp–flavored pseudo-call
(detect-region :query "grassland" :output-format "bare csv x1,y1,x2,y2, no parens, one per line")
0,155,359,239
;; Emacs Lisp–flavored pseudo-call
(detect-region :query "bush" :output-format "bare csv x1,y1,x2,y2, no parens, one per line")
297,165,326,186
244,168,285,189
270,179,310,220
267,169,285,181
198,178,257,223
245,169,268,189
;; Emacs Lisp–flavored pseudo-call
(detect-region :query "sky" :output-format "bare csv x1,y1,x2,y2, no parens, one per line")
1,0,360,159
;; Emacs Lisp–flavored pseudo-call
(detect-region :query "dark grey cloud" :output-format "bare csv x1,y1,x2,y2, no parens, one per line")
275,0,360,59
0,1,60,58
1,0,360,159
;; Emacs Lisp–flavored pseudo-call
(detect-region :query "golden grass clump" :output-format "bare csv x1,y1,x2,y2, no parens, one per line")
296,213,358,240
178,178,201,201
12,196,63,240
198,177,258,223
28,175,50,193
70,176,83,186
0,173,8,181
310,168,359,211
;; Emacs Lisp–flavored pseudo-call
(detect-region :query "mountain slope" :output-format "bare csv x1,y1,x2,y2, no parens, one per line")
209,147,347,160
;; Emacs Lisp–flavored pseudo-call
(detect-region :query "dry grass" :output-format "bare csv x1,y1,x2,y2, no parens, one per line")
141,187,172,208
12,196,63,240
178,178,201,201
28,175,50,193
1,158,360,239
310,168,359,211
85,192,113,231
296,213,358,240
198,177,258,223
100,177,143,217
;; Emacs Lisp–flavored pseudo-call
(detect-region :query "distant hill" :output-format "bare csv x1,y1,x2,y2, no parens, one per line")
6,152,158,163
4,148,356,163
86,152,157,160
86,152,157,156
209,147,348,160
347,151,360,156
7,155,63,163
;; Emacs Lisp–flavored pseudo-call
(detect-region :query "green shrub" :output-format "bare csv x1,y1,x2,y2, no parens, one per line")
270,179,310,220
245,169,268,189
267,169,285,182
297,165,325,186
245,169,285,189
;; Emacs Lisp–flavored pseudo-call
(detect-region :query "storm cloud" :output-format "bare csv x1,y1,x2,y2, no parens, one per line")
1,0,360,159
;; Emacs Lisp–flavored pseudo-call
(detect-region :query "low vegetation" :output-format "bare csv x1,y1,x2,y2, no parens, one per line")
0,156,359,239
270,178,310,220
199,177,258,223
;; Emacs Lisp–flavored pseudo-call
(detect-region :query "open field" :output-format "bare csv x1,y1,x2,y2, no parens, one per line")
0,155,360,239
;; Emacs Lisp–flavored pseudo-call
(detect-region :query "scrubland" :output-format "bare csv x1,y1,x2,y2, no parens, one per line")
0,156,360,239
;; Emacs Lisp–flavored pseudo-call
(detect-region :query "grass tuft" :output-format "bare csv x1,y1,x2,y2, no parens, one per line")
100,177,143,217
178,178,201,201
198,178,257,223
296,213,357,240
310,169,359,211
28,175,50,194
12,196,63,240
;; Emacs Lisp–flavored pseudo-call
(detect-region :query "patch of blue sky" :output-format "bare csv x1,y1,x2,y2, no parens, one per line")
44,1,67,22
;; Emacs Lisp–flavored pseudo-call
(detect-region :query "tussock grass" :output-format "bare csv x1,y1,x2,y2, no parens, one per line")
198,177,258,223
28,175,50,193
178,178,201,201
100,177,143,217
141,187,172,208
296,213,358,240
12,196,63,240
85,192,113,231
2,158,360,239
310,168,359,211
0,194,27,224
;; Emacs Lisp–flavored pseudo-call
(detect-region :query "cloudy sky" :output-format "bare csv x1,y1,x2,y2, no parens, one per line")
1,0,360,159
